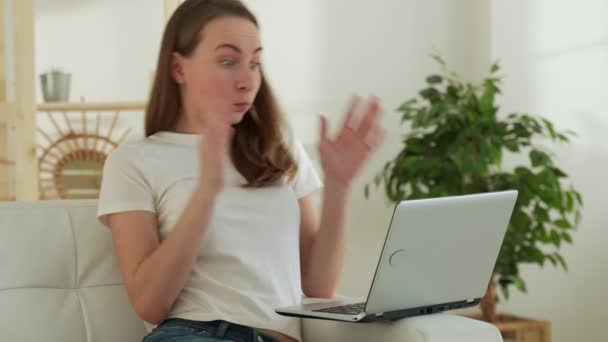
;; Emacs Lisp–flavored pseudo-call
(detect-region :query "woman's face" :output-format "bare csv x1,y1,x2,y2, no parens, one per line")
173,16,262,129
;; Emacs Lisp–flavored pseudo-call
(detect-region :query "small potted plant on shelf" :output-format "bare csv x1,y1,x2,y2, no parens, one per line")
40,67,71,102
366,55,583,338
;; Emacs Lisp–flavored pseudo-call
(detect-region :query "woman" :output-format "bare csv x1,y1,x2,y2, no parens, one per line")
97,0,384,341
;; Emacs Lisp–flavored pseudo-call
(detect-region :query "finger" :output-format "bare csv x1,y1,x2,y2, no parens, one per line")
356,97,382,138
365,126,385,151
319,115,329,143
341,95,362,131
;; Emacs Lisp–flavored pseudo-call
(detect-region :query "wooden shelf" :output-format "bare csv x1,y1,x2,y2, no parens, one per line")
37,102,146,112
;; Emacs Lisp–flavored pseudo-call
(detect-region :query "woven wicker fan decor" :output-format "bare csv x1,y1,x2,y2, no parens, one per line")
37,111,130,200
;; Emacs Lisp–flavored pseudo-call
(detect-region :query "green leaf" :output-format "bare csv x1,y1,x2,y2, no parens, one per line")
397,99,417,112
542,118,557,139
530,149,552,168
550,230,562,247
561,232,573,244
546,254,558,267
575,210,582,226
431,54,446,68
504,139,519,152
445,85,458,98
555,254,568,271
556,133,570,142
565,192,574,212
498,276,514,295
500,284,510,300
480,92,494,118
401,156,419,170
426,75,443,84
511,275,527,292
554,219,572,229
551,167,568,178
538,189,558,209
419,87,440,101
574,191,583,205
511,210,532,230
405,138,426,154
533,205,550,222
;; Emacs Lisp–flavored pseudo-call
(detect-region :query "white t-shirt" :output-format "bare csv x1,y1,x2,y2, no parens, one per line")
97,130,323,342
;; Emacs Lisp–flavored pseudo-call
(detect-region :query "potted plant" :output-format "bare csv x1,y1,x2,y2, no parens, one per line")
366,55,583,325
40,67,71,102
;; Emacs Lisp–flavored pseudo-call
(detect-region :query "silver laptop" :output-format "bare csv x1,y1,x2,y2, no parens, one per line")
275,190,518,322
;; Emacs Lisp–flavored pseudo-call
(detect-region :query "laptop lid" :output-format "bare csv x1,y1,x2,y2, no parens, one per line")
364,190,518,314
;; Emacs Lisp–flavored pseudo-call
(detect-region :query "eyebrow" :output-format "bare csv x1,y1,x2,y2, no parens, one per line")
215,43,263,54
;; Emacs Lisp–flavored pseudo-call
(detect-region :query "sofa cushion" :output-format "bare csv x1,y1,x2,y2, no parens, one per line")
0,200,147,342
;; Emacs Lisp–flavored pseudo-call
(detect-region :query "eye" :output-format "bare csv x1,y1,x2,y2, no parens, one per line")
221,59,236,67
250,62,261,71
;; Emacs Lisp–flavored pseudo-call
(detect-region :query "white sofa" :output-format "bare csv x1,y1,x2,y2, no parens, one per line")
0,200,502,342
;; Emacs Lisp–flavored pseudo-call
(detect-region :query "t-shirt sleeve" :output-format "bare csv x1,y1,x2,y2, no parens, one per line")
289,134,323,199
96,149,156,227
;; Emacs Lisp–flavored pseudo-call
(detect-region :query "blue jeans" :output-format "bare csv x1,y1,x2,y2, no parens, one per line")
143,318,280,342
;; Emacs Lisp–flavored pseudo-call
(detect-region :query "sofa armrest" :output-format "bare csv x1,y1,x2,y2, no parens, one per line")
301,313,502,342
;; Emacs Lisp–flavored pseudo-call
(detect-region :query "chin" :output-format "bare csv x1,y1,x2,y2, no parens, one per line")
230,111,247,125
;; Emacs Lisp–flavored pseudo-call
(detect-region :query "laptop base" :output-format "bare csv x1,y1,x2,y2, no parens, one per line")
277,298,481,323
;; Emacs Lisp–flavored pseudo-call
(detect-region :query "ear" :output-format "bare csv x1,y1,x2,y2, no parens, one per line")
172,52,186,84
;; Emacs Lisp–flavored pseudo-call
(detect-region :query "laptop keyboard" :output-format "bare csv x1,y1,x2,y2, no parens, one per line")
313,302,366,315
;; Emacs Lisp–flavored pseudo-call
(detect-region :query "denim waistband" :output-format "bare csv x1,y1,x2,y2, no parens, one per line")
160,318,278,342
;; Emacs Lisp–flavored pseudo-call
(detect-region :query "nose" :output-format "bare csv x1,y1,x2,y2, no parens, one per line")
235,66,256,92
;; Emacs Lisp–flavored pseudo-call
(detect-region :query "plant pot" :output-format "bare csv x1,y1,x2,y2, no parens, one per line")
40,71,71,102
464,313,551,342
473,277,551,341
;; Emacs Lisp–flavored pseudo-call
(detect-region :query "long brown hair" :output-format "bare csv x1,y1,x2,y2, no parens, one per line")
145,0,297,187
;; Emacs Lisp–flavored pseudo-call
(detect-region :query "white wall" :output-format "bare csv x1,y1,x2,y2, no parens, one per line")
488,1,608,341
241,0,321,126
